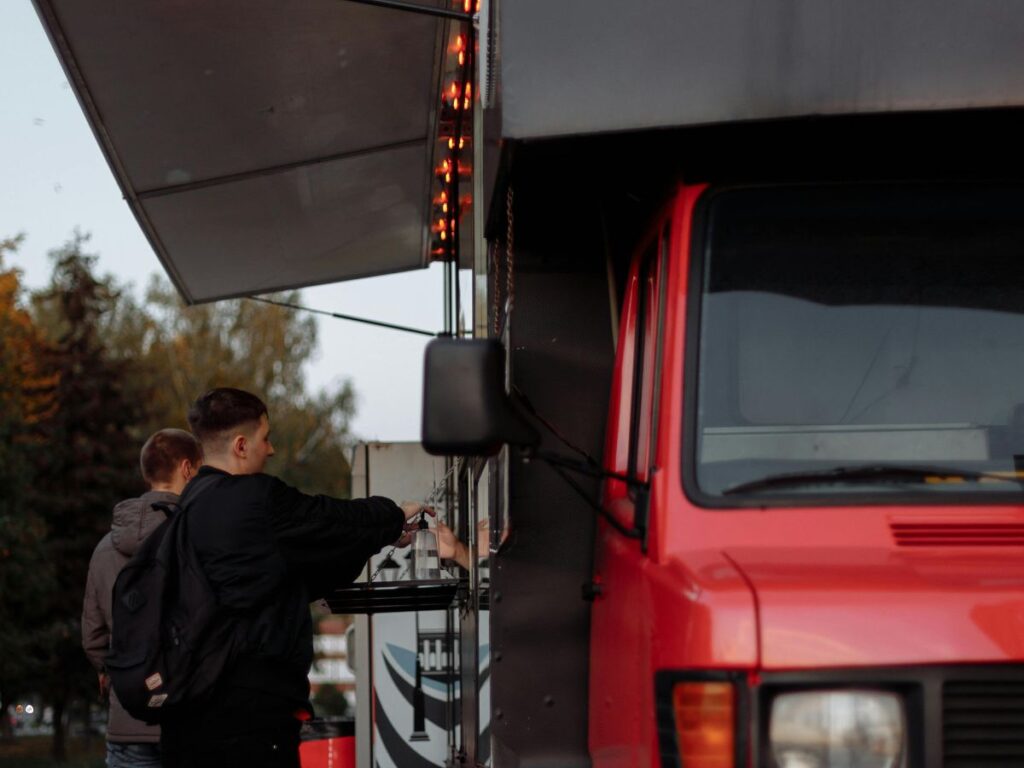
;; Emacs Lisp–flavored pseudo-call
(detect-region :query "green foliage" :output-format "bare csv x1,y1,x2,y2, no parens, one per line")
107,276,354,496
0,231,358,754
311,684,351,718
28,234,145,759
0,236,57,742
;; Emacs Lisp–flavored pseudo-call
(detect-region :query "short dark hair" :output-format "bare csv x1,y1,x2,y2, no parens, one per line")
140,428,202,485
187,388,269,446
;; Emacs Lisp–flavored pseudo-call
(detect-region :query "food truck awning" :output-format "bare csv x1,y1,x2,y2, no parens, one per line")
37,0,1024,304
34,0,443,303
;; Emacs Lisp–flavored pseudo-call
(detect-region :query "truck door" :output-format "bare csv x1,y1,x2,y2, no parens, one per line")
604,220,670,534
590,216,670,767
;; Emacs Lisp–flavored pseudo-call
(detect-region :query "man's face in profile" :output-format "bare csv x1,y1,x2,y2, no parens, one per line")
244,414,276,474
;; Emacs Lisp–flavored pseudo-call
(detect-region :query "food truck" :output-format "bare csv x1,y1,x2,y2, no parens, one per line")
33,0,1024,764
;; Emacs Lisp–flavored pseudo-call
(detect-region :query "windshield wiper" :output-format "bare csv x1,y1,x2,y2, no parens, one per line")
722,464,1022,496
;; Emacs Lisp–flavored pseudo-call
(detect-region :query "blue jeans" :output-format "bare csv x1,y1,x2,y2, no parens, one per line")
106,742,162,768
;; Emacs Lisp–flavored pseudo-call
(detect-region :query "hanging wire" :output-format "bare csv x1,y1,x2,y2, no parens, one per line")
247,296,437,337
370,548,402,581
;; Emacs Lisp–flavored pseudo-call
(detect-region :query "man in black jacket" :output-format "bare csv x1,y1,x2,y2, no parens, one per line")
159,388,423,768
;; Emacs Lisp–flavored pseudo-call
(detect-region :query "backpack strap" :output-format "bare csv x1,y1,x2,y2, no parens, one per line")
150,473,221,519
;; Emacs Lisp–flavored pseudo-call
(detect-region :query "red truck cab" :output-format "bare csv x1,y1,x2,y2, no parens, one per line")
592,182,1024,767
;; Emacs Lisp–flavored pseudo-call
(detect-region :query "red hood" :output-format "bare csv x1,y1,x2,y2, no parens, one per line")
723,547,1024,669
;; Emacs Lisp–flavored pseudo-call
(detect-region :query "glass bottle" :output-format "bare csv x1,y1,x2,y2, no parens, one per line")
410,514,440,581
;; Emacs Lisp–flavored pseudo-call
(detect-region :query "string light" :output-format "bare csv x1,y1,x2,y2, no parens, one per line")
431,26,474,263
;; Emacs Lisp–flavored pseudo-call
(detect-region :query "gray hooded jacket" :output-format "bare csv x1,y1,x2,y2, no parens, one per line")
82,491,177,743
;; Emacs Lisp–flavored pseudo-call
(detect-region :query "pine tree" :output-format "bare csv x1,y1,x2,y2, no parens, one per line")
0,235,57,743
29,234,147,760
4,232,358,756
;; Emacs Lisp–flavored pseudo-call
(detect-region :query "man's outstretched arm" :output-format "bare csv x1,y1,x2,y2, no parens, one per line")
266,477,426,597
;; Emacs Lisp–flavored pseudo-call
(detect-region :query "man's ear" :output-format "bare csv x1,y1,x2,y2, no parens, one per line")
180,458,195,481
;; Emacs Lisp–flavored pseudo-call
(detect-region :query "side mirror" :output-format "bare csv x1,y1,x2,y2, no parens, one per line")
421,338,538,456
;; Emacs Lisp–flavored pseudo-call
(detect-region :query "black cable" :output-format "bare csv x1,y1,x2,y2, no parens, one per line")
247,296,437,337
534,450,635,486
512,385,602,469
547,463,641,539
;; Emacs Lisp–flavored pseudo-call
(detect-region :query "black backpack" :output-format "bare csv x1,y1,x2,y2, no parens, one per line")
106,474,237,723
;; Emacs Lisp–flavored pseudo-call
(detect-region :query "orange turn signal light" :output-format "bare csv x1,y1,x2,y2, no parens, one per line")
672,682,734,768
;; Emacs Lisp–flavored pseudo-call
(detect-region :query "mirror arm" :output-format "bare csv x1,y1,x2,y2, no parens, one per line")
526,448,647,540
540,457,644,541
530,448,646,488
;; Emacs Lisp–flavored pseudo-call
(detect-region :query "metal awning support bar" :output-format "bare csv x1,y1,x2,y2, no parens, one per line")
248,296,438,337
135,137,427,200
338,0,472,22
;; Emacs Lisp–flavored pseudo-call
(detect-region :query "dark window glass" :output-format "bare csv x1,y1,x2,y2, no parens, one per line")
695,184,1024,499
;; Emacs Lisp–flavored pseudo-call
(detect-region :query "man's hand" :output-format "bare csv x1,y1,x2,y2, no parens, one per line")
400,501,433,522
435,522,470,569
395,502,434,546
435,521,458,558
98,672,110,701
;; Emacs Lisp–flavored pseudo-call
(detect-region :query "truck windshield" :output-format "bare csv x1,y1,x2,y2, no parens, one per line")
693,183,1024,501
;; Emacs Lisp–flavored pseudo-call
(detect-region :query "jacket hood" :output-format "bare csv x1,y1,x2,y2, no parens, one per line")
110,490,178,556
724,546,1024,669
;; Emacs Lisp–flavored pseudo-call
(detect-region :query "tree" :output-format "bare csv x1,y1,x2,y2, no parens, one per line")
109,277,355,497
4,234,357,757
29,233,147,760
311,684,351,718
0,235,58,742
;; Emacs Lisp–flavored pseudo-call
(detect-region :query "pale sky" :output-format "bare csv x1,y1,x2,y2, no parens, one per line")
0,0,469,442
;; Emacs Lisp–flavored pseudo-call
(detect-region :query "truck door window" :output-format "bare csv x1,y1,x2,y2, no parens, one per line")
629,229,668,483
689,183,1024,503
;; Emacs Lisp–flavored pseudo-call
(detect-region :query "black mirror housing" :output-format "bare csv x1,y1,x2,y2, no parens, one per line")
421,338,539,456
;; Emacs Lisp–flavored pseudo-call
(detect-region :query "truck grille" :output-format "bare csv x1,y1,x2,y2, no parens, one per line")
944,680,1024,767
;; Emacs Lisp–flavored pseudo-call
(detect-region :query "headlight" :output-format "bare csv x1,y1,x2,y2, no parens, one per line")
769,690,905,768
